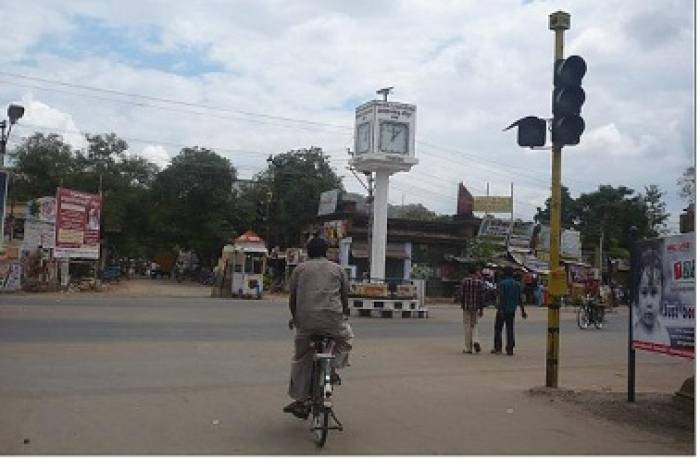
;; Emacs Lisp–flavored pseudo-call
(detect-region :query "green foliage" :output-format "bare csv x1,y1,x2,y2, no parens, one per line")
389,203,437,220
9,133,78,200
534,184,658,254
463,237,499,266
534,185,577,227
238,147,343,248
8,132,160,261
677,166,695,206
150,147,238,266
642,184,669,236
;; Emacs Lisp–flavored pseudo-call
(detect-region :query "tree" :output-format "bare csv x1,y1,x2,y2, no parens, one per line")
533,185,577,228
8,131,160,260
8,133,79,201
389,203,438,220
677,166,695,207
642,184,669,236
150,147,238,266
463,237,500,266
575,185,650,253
240,147,343,248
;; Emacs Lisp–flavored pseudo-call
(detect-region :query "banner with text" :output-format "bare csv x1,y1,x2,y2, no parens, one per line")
54,187,102,259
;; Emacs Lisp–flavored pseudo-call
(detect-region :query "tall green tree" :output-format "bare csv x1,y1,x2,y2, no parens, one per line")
8,133,79,201
239,147,343,248
534,185,577,227
150,147,238,266
642,184,669,236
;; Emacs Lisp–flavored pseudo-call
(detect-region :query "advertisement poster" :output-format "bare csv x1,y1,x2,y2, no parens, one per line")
322,220,347,247
632,234,695,358
561,229,582,260
317,189,340,216
478,216,512,240
54,187,102,259
26,196,57,223
23,220,56,249
0,261,22,292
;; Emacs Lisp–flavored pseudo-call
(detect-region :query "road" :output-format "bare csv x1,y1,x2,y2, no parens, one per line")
0,280,693,454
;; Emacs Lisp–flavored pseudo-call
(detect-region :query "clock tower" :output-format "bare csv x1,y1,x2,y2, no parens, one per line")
350,92,418,280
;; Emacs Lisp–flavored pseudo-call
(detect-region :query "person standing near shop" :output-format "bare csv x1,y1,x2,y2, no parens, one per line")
492,267,528,356
461,265,485,354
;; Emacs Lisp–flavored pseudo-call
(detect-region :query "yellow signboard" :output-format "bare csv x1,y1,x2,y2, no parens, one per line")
473,196,513,213
549,268,568,296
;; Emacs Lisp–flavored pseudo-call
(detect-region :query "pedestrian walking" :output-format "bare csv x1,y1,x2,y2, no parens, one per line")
461,265,485,354
492,267,527,356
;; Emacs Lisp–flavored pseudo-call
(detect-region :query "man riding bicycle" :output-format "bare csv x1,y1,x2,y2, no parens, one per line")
283,237,353,418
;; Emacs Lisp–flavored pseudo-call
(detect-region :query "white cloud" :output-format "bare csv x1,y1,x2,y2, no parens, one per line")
19,96,87,150
0,0,692,221
139,145,171,169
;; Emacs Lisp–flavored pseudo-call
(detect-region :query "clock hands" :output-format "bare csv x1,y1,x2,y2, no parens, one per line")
390,126,401,142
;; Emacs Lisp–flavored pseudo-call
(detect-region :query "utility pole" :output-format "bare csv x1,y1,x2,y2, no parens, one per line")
546,10,569,388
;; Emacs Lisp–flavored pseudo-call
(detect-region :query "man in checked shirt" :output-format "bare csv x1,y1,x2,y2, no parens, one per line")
461,265,485,354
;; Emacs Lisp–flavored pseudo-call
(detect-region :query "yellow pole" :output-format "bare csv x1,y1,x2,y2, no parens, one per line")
546,11,569,388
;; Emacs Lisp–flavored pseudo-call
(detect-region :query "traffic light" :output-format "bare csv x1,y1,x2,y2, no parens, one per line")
552,55,586,147
504,116,546,148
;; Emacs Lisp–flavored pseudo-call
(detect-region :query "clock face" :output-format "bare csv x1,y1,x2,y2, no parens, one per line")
379,122,408,154
356,122,370,154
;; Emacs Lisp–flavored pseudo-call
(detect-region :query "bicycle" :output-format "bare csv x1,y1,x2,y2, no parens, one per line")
306,334,344,447
288,321,344,448
576,295,605,329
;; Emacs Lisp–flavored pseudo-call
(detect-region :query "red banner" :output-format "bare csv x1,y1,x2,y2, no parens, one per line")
54,187,102,259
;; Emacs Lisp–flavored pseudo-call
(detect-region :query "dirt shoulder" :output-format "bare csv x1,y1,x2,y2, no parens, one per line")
528,386,694,445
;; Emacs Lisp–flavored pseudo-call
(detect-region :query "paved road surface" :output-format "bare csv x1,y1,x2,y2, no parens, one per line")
0,280,693,454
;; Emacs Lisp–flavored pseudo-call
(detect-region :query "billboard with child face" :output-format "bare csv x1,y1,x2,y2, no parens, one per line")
632,234,694,358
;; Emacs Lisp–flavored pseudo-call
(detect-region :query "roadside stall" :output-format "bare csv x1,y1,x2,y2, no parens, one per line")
230,230,268,299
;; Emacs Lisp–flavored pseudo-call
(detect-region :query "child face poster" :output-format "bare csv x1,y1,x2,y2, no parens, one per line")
633,233,694,358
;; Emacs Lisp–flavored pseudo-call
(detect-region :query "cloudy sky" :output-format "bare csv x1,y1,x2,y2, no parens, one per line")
0,0,694,227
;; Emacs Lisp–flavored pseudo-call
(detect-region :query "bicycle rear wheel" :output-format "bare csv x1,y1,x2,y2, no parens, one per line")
310,405,329,447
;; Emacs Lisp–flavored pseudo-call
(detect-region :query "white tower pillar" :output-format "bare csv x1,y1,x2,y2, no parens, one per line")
370,169,390,280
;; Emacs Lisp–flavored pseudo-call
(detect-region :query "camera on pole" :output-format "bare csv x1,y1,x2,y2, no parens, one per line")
552,55,586,146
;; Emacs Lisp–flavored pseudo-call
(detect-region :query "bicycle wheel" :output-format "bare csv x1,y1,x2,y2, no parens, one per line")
310,405,329,447
576,307,589,329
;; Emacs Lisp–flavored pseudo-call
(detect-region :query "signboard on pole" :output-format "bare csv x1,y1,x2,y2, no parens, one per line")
54,187,102,259
632,233,695,358
473,196,513,213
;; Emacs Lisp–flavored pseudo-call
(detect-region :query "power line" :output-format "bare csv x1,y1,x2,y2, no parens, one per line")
0,71,351,131
0,79,353,135
3,72,600,195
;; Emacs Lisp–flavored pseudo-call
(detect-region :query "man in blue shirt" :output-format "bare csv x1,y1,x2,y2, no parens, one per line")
492,267,528,356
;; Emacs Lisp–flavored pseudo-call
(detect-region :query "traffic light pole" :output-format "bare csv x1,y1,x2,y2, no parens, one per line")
546,14,567,389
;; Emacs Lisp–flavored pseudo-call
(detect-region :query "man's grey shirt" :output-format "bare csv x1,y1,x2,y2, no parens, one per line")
290,257,348,331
